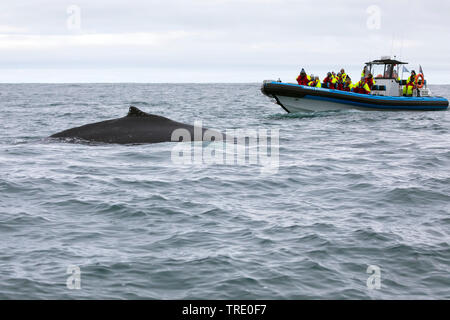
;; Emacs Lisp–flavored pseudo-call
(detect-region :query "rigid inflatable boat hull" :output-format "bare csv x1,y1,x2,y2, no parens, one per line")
275,95,351,113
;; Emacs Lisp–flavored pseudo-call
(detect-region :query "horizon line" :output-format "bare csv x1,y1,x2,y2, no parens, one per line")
0,82,449,85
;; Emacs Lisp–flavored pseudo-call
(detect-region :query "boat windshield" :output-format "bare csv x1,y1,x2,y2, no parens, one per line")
372,64,399,79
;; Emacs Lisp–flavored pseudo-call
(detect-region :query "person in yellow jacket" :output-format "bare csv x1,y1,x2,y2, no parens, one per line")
339,68,347,82
323,72,337,89
353,77,371,94
403,70,417,97
308,76,321,88
343,77,354,92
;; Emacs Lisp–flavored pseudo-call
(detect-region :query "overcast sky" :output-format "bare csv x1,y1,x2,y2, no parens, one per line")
0,0,449,83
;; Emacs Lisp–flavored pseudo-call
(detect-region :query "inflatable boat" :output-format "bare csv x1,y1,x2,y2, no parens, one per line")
261,81,449,112
262,57,449,113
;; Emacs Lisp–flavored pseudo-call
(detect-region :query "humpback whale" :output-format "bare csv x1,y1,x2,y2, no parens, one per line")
51,106,224,144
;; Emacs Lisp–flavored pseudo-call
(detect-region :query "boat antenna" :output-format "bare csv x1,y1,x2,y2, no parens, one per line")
390,33,395,57
399,33,404,61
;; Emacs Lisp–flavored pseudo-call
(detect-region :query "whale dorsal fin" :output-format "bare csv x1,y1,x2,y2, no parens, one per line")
127,106,151,117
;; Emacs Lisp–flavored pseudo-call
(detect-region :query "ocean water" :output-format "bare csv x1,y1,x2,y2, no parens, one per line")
0,83,449,299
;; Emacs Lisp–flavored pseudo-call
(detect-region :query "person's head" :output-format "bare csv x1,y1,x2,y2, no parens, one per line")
340,68,345,73
411,70,416,76
300,68,306,76
332,71,336,76
327,72,331,77
346,77,351,83
368,73,373,78
315,76,320,81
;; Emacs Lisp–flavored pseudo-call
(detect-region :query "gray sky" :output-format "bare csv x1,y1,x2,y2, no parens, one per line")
0,0,449,83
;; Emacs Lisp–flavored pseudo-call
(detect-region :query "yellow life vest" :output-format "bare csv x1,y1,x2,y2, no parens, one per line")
407,75,416,85
344,81,354,90
308,80,321,88
355,81,370,93
361,69,369,78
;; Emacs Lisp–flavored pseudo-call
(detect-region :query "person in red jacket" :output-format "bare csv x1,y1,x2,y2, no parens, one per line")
365,73,375,90
296,68,310,86
336,73,345,90
323,72,336,89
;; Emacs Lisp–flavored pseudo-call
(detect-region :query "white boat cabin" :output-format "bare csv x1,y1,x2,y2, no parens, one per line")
366,56,431,97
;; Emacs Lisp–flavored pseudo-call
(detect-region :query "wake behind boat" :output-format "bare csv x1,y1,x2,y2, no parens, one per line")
262,57,449,113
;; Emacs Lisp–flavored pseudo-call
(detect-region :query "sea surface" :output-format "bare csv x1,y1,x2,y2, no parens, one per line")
0,83,449,299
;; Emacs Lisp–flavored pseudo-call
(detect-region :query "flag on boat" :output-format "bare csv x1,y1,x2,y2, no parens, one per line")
402,66,410,73
419,65,424,75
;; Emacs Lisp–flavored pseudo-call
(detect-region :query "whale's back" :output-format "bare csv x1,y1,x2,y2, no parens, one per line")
50,106,202,144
